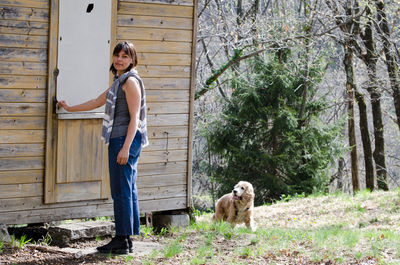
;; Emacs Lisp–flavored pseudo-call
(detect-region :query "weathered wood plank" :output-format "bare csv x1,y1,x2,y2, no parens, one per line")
141,149,187,164
0,47,47,62
137,173,186,188
140,197,186,212
0,117,45,130
122,0,193,6
0,89,46,102
0,172,186,212
119,2,193,18
0,169,43,185
0,6,48,22
1,0,48,9
0,61,47,75
0,197,44,212
57,119,105,184
147,125,188,139
0,197,109,213
0,156,44,171
147,102,189,114
128,40,192,54
143,137,188,151
0,203,114,225
43,0,59,204
0,173,187,213
55,182,101,203
0,20,48,35
0,103,46,116
147,113,189,126
0,75,46,89
139,161,187,176
0,197,187,225
118,27,192,42
147,89,189,102
143,77,190,90
0,183,42,199
139,185,186,200
139,52,191,66
0,33,48,48
0,143,44,157
0,129,45,143
186,0,197,207
138,65,191,78
118,14,192,29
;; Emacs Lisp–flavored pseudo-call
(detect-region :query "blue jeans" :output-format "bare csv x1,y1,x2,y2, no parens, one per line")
108,131,142,236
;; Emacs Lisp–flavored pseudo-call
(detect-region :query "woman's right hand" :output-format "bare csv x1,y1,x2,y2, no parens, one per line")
58,100,72,112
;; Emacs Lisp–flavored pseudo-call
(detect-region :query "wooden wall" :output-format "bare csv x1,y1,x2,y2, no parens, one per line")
0,0,196,225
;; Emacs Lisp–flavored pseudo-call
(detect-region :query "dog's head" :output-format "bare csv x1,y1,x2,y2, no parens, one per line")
232,181,254,202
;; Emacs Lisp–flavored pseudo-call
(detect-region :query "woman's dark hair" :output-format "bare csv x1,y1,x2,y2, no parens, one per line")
110,41,138,75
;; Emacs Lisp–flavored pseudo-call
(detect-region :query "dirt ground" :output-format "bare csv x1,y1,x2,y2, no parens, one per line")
0,236,156,265
1,190,398,264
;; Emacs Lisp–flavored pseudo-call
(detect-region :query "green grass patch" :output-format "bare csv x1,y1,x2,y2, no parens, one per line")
162,234,186,258
8,190,394,265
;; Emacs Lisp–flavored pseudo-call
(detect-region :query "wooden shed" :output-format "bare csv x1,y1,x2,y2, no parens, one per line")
0,0,197,225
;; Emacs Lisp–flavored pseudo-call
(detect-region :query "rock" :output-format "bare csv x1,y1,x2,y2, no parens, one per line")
48,221,114,247
0,223,11,242
74,250,83,258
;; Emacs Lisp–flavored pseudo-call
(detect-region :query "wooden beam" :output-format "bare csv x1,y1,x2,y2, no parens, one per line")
186,0,198,209
44,0,59,204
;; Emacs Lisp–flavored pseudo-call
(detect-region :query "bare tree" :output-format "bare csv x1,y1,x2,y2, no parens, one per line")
375,0,400,133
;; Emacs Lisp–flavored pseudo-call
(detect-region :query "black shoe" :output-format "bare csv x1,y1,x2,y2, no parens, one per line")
127,236,133,253
97,236,129,254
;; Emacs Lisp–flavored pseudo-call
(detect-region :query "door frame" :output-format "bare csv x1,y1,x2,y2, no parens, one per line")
45,0,118,204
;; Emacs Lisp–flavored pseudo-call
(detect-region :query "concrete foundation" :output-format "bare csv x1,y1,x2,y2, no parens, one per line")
153,212,190,231
0,223,10,242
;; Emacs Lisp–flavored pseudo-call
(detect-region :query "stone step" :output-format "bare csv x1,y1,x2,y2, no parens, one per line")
48,220,115,247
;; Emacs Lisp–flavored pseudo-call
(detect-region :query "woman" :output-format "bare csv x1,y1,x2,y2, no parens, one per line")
58,41,148,254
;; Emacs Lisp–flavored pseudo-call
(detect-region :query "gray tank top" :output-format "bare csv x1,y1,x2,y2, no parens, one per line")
110,84,130,139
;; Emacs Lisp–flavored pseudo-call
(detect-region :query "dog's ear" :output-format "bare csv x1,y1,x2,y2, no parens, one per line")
245,183,255,199
243,186,255,202
246,183,254,194
243,192,254,202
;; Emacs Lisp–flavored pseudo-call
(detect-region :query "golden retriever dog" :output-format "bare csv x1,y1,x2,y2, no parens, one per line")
212,181,255,230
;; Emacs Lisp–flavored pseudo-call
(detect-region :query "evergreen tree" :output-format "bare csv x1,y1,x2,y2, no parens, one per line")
203,51,344,205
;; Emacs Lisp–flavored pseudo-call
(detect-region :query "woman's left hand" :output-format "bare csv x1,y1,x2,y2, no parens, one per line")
117,147,130,165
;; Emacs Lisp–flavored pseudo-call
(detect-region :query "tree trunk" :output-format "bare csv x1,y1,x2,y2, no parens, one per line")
355,1,376,190
343,44,360,192
370,89,388,190
375,0,400,132
361,0,389,190
337,157,345,191
354,90,375,190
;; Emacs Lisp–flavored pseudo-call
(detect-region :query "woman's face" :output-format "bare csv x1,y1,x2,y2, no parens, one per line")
113,50,133,75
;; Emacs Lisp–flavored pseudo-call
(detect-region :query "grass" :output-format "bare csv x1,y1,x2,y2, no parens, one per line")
8,234,32,250
36,233,52,246
3,189,399,264
137,189,400,264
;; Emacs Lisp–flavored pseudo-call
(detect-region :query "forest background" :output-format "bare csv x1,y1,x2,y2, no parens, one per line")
191,0,400,209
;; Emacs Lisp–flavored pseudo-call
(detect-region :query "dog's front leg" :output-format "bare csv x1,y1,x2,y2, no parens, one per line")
227,204,237,227
245,217,256,231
